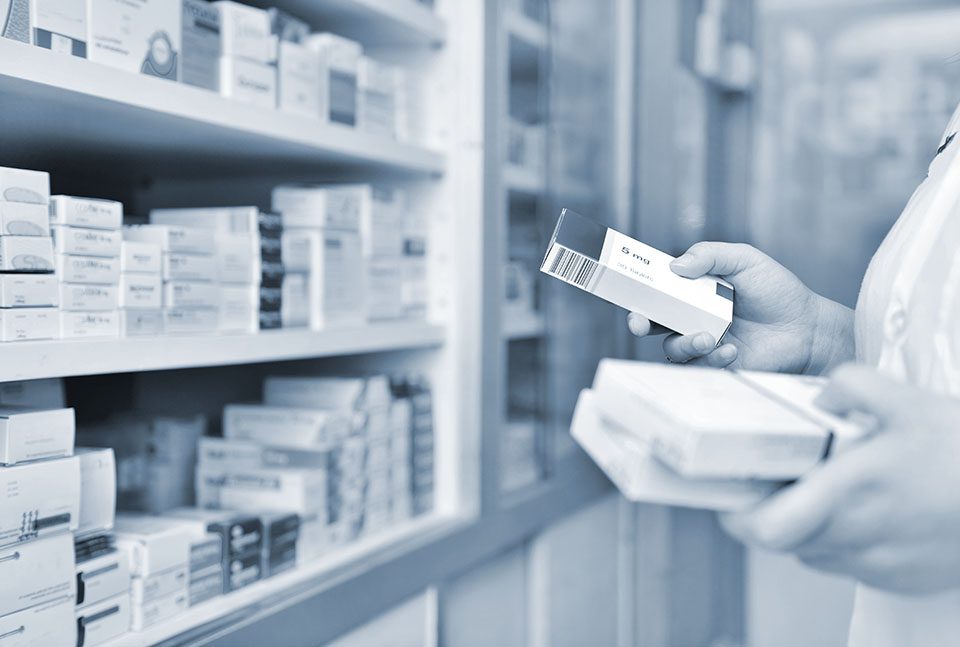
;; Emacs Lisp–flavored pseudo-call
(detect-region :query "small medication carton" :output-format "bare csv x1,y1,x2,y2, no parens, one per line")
162,252,218,282
219,55,277,108
541,209,734,343
51,226,122,258
76,593,130,646
214,1,275,63
181,0,221,91
278,40,321,118
272,184,363,230
0,202,49,236
49,196,122,230
0,596,77,646
0,532,76,617
59,284,119,311
0,456,80,547
0,306,58,341
223,404,352,448
264,375,392,410
287,229,364,329
0,235,54,271
163,508,263,563
150,206,261,235
358,57,397,138
163,307,218,334
76,549,130,609
120,309,164,336
202,466,327,518
0,378,66,408
119,274,163,309
60,311,120,339
121,241,162,274
131,590,189,631
198,436,335,471
306,33,361,126
131,565,188,605
0,166,49,205
188,565,223,605
76,448,117,537
217,236,260,284
31,0,86,57
0,405,74,465
163,280,219,309
123,224,215,255
0,274,58,307
88,0,181,80
56,255,120,284
114,515,192,577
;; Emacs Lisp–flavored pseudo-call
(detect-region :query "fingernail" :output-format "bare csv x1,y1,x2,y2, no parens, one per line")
694,334,713,352
670,257,690,271
720,345,738,361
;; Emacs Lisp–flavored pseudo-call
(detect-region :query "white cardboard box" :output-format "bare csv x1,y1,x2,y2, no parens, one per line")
306,32,361,126
198,436,334,471
120,308,164,336
88,0,181,80
51,226,122,257
164,307,218,334
0,532,76,617
59,283,119,311
219,284,257,333
131,565,188,605
0,456,80,547
162,252,217,281
213,1,275,63
124,224,215,255
150,206,260,235
56,255,120,284
60,310,120,339
367,257,404,321
541,209,734,342
76,592,130,647
0,595,76,646
121,241,162,274
163,280,219,309
280,273,310,327
216,234,260,284
76,550,130,609
76,448,116,537
359,185,404,258
197,466,328,517
358,56,396,138
0,307,58,341
0,201,49,236
119,274,163,309
30,0,86,58
223,404,352,447
114,515,192,577
272,184,362,230
49,196,122,230
0,379,66,408
0,273,58,307
131,590,189,631
0,235,54,272
219,55,277,108
0,166,49,205
278,40,320,118
0,406,74,465
264,375,392,410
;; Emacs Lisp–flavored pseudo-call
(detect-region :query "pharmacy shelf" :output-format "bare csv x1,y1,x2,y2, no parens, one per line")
503,310,546,340
249,0,446,48
504,164,547,195
0,323,446,383
0,40,444,178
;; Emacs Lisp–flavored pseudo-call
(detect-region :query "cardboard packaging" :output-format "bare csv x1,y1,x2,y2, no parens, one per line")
164,307,218,334
131,590,189,630
197,466,327,518
219,284,257,332
119,274,162,309
306,33,361,126
213,1,275,63
163,280,219,309
0,595,77,646
88,0,181,80
30,0,85,57
0,456,80,547
219,55,277,108
60,311,120,339
76,593,130,647
51,226,122,258
162,252,217,281
120,308,164,336
542,209,734,342
217,236,260,284
151,206,261,235
287,229,364,329
131,565,188,605
223,404,352,447
76,549,130,609
0,235,54,271
1,0,29,43
359,185,403,258
358,57,396,138
272,184,363,230
265,375,392,410
367,258,404,321
0,378,65,408
280,273,310,328
0,166,49,205
264,540,296,577
0,273,58,307
223,551,261,592
0,306,58,341
123,224,215,255
114,515,192,577
76,448,117,537
188,534,222,573
55,255,120,285
120,241,162,274
59,284,118,311
0,532,75,617
198,436,335,471
0,405,74,465
181,0,220,91
74,533,116,564
49,196,122,230
278,40,320,118
0,201,49,236
188,564,223,605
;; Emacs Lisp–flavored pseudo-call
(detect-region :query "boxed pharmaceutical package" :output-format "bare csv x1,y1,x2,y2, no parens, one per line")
114,515,191,577
188,534,223,573
0,378,66,408
198,466,327,518
0,405,74,465
358,57,396,138
0,201,49,236
0,596,76,646
60,311,120,339
265,375,392,412
31,0,86,57
0,532,76,617
121,241,162,274
51,226,122,257
130,564,188,605
214,1,275,63
119,274,162,309
164,508,262,562
49,196,122,230
181,0,221,91
219,284,257,332
297,230,365,328
278,40,321,118
56,255,120,284
219,55,277,108
0,456,80,547
0,166,49,205
76,549,131,609
0,274,58,307
76,593,130,647
163,252,218,281
217,235,260,284
0,235,54,271
164,307,218,334
120,309,164,336
367,258,404,321
163,280,219,308
198,436,335,471
124,224,215,255
131,589,188,631
281,273,310,328
59,284,118,311
307,33,361,126
591,360,867,480
541,209,734,342
88,0,181,80
151,206,261,235
1,0,29,43
223,404,353,447
0,306,58,341
188,565,223,605
272,184,363,230
359,185,404,258
76,448,117,536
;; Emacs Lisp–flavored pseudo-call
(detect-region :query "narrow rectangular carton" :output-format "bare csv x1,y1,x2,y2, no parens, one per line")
181,0,221,91
76,448,117,537
0,405,74,465
162,252,217,281
49,196,122,230
0,274,58,307
120,309,164,336
31,0,86,58
56,255,120,284
114,515,192,577
88,0,181,80
59,283,118,311
0,596,76,646
0,235,54,271
51,226,122,257
119,274,162,309
0,202,49,236
0,532,76,617
0,307,58,341
76,549,130,609
76,592,130,647
123,224,215,255
60,311,120,339
121,241,162,274
0,456,80,547
219,55,277,108
223,404,352,447
0,166,49,204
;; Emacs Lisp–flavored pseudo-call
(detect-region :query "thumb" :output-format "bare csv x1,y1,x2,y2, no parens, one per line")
814,364,909,423
670,242,760,279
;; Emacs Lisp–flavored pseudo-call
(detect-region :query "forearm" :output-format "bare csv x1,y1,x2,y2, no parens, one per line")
804,296,856,375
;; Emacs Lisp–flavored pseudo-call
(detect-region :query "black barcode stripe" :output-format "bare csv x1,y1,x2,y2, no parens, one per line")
547,247,599,288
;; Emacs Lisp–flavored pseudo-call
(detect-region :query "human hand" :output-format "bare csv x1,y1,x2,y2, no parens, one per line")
627,242,853,374
720,364,960,594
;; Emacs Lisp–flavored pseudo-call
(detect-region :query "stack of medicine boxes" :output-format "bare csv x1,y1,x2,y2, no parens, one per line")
119,239,164,336
360,186,406,322
0,166,58,341
51,195,124,339
123,224,218,334
148,207,261,333
215,1,277,109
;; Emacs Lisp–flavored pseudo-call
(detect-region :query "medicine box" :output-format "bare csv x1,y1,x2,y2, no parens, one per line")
49,196,122,230
114,515,192,577
367,258,404,321
56,255,120,285
0,166,48,205
264,540,297,577
219,284,257,332
281,273,310,328
51,226,122,257
0,378,66,408
278,40,321,118
121,241,162,274
120,309,164,336
131,565,188,605
200,466,328,517
163,280,219,309
260,512,300,552
1,0,29,43
217,238,260,284
31,0,86,57
164,508,263,561
0,595,77,646
188,565,222,606
0,406,73,465
272,184,363,230
88,0,181,80
0,202,49,236
0,235,54,271
162,252,218,281
151,206,261,235
0,273,58,307
0,456,80,547
542,209,734,342
59,284,119,311
265,375,392,411
76,593,130,647
219,55,277,109
358,57,396,138
359,185,404,258
60,311,120,339
214,1,275,63
0,532,75,617
223,551,261,592
76,448,117,537
307,33,361,126
0,307,58,341
131,590,189,631
188,534,223,573
181,0,221,91
223,404,352,447
299,229,365,329
119,274,163,309
76,549,130,609
198,436,335,471
124,224,215,255
164,307,218,333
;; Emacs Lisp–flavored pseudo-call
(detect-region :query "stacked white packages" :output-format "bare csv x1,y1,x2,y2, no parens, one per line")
149,207,261,333
306,33,362,127
0,166,57,341
123,224,218,334
214,1,278,109
51,196,124,339
119,240,164,336
269,9,319,118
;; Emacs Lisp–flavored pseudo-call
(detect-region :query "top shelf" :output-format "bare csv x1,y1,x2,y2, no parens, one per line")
0,40,444,179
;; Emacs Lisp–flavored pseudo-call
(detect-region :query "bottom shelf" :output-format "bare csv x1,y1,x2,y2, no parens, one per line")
107,514,461,647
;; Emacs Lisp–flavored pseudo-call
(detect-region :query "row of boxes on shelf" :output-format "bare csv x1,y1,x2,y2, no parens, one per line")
0,165,429,340
0,371,434,643
1,0,412,141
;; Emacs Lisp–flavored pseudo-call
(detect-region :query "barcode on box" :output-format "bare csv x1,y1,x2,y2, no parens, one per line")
542,245,600,289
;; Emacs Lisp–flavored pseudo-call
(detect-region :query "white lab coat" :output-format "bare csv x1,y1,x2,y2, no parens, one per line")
848,102,960,645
